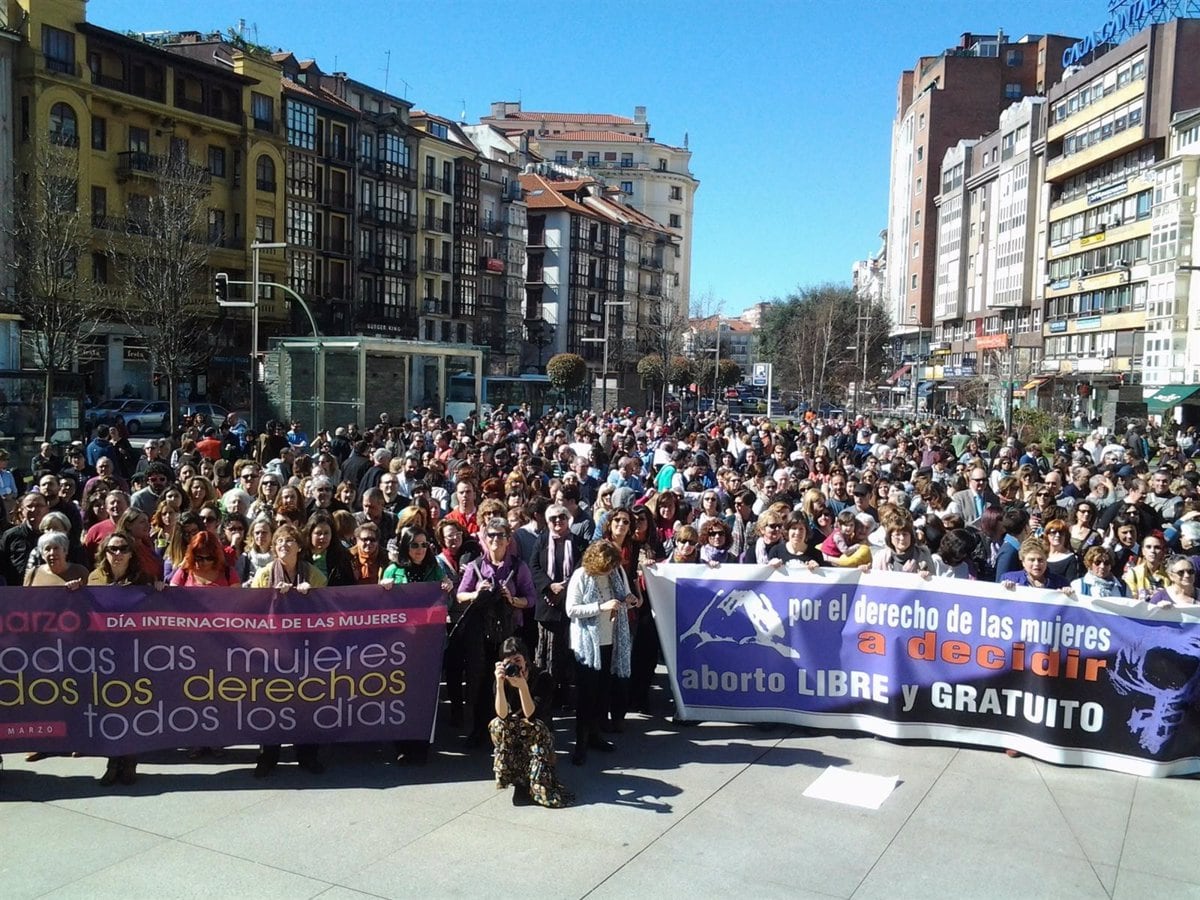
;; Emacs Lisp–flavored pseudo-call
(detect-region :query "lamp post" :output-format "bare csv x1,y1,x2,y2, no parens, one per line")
713,320,727,412
248,241,286,428
580,299,629,410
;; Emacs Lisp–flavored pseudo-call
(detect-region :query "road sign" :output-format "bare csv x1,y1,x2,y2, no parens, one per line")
752,363,771,387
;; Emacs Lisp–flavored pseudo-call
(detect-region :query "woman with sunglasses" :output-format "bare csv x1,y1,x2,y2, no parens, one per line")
1069,502,1103,556
667,524,702,564
699,518,733,564
248,473,282,521
1043,518,1082,583
753,513,787,564
88,530,158,785
456,518,537,747
1148,556,1200,608
1069,546,1129,599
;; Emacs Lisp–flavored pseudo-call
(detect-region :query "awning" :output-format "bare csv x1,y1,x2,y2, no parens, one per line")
1146,384,1200,413
885,364,911,385
917,381,933,398
1021,376,1051,392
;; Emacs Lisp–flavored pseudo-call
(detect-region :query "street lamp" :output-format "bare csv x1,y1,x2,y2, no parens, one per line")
580,299,629,410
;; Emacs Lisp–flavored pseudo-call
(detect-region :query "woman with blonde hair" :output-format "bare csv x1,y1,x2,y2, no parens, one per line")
565,539,638,766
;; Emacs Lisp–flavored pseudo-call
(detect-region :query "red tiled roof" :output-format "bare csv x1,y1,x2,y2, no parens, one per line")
519,173,596,217
505,111,633,125
539,130,644,143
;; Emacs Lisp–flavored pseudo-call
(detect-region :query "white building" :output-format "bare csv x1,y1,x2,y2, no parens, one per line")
482,102,698,309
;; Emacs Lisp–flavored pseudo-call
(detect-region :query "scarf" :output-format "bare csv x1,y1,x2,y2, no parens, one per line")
575,568,632,678
270,558,308,587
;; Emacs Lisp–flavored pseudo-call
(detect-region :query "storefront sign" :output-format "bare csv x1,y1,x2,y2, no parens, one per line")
1062,0,1169,68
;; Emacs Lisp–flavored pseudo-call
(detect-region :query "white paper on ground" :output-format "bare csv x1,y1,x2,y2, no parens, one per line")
802,766,899,810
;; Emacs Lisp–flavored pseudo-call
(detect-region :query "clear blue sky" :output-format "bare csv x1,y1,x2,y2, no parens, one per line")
91,0,1108,314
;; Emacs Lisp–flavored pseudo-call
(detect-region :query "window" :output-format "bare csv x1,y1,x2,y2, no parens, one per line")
657,158,667,171
91,116,106,151
91,186,106,224
669,214,681,228
916,146,923,162
285,100,316,150
208,209,225,244
912,242,920,258
1004,83,1022,100
918,113,926,130
208,146,226,178
1006,49,1022,66
255,215,275,242
621,153,634,167
48,102,78,146
911,274,918,289
92,252,108,284
41,25,75,74
670,185,682,200
251,92,273,129
554,152,568,164
587,153,599,165
128,126,149,154
621,181,633,194
914,210,921,226
255,155,275,192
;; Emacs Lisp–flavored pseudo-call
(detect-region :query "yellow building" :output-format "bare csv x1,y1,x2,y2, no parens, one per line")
11,0,286,404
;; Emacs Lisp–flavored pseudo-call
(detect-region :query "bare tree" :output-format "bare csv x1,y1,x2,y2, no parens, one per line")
639,294,689,413
6,146,107,439
107,153,217,437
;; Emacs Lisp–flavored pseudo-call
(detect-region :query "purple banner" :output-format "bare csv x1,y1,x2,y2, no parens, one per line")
645,565,1200,777
0,584,446,756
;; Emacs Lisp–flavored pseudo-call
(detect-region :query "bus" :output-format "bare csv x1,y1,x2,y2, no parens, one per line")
445,373,555,423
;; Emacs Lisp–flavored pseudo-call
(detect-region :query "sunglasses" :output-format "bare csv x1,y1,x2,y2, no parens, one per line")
105,545,132,555
199,516,219,524
548,514,567,522
1172,569,1194,577
194,555,215,563
358,536,378,544
484,532,507,540
610,518,631,526
679,539,697,546
411,541,430,549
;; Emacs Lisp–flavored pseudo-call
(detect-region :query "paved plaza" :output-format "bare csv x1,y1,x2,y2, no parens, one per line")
3,691,1198,900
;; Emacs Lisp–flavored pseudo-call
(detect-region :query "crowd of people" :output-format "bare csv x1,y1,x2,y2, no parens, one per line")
4,406,1200,806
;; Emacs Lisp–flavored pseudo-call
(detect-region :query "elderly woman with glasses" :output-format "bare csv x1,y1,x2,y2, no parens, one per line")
1148,555,1200,608
456,517,537,747
1069,546,1130,599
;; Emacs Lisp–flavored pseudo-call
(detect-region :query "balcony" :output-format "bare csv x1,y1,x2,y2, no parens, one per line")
371,159,417,186
360,253,382,272
322,281,350,298
480,219,504,235
376,208,417,231
88,69,165,104
422,297,450,315
528,231,546,248
116,152,212,185
422,255,450,274
322,236,352,256
325,144,354,166
256,178,276,193
323,191,354,212
384,257,417,277
174,94,241,125
640,256,664,271
252,116,276,134
480,294,506,312
424,174,450,193
208,233,245,251
44,55,81,77
424,215,451,233
359,203,378,223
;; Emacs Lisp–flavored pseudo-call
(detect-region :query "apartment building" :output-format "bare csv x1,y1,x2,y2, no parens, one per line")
1042,18,1200,421
482,102,697,309
13,0,287,402
887,30,1076,361
521,171,678,403
461,124,528,375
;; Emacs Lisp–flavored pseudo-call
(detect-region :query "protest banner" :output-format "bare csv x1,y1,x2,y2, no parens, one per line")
645,564,1200,777
0,583,446,756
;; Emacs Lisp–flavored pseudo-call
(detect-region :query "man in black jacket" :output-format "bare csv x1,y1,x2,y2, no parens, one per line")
0,492,48,585
530,503,587,704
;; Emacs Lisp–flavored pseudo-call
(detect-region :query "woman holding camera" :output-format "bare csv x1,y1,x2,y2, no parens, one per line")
565,539,638,765
489,637,573,807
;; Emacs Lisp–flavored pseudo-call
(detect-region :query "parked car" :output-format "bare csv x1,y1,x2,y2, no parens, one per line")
179,403,230,426
84,399,143,429
115,400,170,434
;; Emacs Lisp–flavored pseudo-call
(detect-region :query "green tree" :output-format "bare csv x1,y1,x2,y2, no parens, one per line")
546,352,588,392
759,283,891,410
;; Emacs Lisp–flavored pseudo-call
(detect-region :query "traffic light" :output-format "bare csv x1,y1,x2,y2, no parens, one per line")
214,272,229,303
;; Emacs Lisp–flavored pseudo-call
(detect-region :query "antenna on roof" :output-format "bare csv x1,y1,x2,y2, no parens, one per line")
460,99,467,123
383,49,391,94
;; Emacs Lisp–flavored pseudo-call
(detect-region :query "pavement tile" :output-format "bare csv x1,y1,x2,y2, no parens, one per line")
894,770,1087,859
343,811,633,899
0,801,166,899
180,788,460,883
644,757,941,898
1120,778,1200,885
588,843,841,899
38,839,331,900
1035,758,1140,804
854,828,1110,900
1112,867,1200,899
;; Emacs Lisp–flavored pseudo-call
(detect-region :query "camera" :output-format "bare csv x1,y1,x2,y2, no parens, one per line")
503,661,521,678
